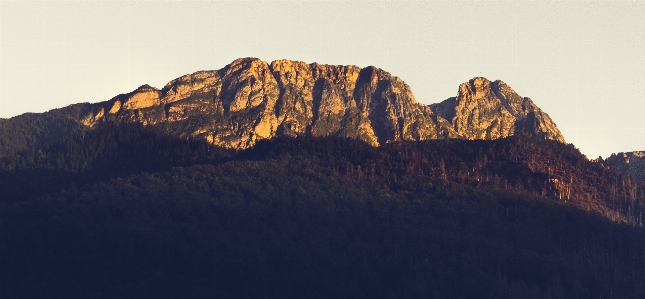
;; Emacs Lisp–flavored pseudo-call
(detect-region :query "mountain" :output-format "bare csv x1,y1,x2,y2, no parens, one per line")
0,58,564,155
430,77,565,142
599,151,645,181
5,58,643,298
0,104,94,157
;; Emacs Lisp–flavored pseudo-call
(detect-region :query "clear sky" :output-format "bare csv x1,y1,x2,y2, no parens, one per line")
1,0,643,159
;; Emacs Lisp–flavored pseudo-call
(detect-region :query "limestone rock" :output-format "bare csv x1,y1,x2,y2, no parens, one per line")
80,107,104,128
108,100,121,114
431,77,565,143
78,58,448,149
11,58,566,151
122,85,162,110
162,71,221,105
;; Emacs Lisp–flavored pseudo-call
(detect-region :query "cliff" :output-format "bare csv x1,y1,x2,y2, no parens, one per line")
1,58,565,153
430,77,565,143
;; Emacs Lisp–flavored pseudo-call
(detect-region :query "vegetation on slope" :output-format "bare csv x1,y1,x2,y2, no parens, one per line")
0,104,95,158
1,124,644,298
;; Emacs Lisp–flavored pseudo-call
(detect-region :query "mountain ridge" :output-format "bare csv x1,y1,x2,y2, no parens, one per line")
0,58,565,155
431,77,564,143
2,65,645,297
599,151,645,182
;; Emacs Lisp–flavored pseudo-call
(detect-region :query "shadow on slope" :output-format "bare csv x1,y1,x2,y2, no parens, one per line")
0,123,233,201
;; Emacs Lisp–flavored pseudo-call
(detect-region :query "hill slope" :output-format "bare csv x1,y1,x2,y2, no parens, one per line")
1,125,643,298
599,151,645,182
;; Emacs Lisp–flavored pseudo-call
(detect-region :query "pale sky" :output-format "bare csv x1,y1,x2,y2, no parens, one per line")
1,0,644,159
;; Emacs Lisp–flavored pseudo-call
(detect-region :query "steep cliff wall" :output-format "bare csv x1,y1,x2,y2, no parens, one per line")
76,59,563,149
1,58,566,153
430,77,565,143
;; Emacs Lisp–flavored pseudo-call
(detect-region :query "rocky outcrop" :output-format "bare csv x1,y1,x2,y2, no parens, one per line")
600,151,645,181
121,85,162,110
430,77,565,143
6,58,566,151
78,58,448,149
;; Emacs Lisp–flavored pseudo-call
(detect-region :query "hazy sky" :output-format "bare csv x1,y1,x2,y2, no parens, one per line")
1,0,644,158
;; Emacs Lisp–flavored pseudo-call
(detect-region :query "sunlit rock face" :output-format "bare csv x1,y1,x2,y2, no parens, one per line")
600,151,645,181
430,77,565,143
79,58,443,148
122,85,162,110
76,58,565,149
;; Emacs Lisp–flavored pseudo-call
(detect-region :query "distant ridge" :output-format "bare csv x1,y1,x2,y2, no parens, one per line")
599,151,645,181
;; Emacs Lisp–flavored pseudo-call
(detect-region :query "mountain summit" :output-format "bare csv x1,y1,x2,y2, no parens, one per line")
431,77,565,143
4,59,645,299
0,58,565,153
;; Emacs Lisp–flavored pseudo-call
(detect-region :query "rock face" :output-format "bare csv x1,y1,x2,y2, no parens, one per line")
79,58,447,149
3,58,566,152
600,151,645,181
430,77,565,143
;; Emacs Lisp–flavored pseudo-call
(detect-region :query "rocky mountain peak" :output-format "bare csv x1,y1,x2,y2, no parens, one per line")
431,77,565,143
135,84,157,92
464,77,491,94
79,66,566,148
1,59,568,154
120,84,162,111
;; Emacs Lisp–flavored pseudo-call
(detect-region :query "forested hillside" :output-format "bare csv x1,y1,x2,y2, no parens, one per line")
0,103,94,157
1,124,644,298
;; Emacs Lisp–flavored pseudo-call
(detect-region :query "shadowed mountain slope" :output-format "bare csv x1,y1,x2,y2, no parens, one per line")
1,126,644,298
599,151,645,182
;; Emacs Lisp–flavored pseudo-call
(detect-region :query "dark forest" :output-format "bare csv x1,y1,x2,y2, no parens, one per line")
1,124,644,298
